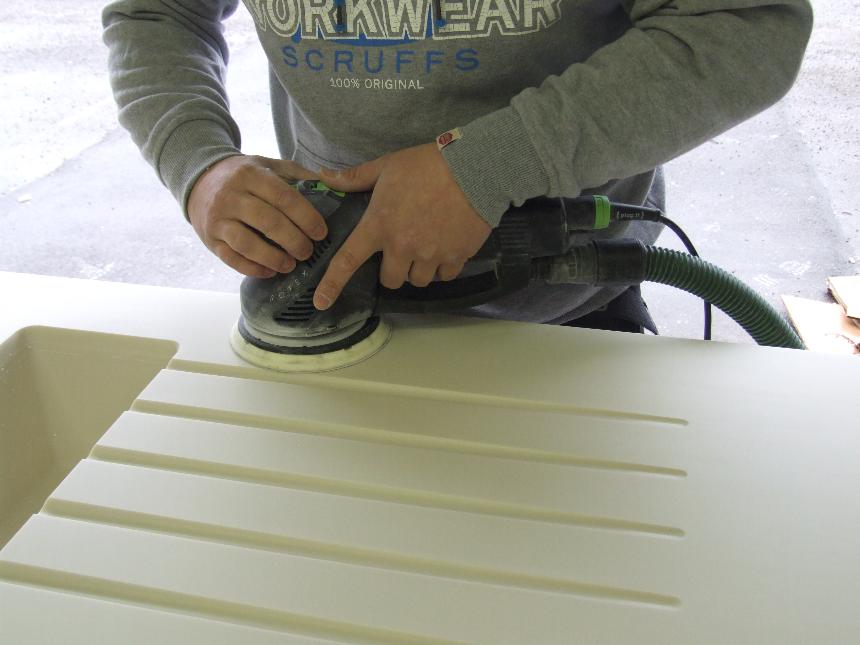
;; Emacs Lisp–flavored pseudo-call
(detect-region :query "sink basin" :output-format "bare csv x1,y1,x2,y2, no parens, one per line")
0,326,176,548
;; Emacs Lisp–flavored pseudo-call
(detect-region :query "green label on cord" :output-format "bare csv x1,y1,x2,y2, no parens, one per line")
311,181,345,197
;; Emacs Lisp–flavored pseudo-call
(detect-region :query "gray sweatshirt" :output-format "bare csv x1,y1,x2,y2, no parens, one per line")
103,0,812,324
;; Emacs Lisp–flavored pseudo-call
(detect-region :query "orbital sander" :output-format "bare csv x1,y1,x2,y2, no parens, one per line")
230,181,804,372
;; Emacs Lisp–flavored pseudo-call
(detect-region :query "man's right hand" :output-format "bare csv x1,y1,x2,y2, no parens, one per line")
187,155,328,278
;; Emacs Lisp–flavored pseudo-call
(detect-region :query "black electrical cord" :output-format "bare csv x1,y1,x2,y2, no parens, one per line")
565,196,714,341
648,213,713,341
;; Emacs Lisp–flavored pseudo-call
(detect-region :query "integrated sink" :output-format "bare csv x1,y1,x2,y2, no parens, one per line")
0,326,176,548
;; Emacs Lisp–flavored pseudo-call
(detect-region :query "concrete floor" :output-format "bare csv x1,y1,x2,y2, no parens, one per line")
1,1,858,343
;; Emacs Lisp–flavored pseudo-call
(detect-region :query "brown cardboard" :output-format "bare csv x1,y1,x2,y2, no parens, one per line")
783,294,860,354
827,275,860,319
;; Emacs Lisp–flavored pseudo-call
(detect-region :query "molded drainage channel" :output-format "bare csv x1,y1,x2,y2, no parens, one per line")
0,326,177,548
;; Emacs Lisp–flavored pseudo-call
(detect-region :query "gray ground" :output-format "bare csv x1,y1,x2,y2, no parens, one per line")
1,1,858,343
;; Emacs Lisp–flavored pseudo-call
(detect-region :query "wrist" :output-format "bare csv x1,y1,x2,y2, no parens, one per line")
187,154,245,222
158,121,241,221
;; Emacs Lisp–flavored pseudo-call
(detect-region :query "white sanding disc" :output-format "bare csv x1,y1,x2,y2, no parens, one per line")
229,317,392,373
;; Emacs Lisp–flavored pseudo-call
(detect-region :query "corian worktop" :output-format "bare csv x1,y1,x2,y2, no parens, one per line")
1,270,857,644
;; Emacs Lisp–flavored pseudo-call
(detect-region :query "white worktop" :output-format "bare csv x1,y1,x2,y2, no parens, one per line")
1,270,857,644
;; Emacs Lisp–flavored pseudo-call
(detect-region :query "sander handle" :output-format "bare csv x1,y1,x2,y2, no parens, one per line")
376,197,572,313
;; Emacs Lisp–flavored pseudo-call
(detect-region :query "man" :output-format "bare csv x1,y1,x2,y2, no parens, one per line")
102,0,812,331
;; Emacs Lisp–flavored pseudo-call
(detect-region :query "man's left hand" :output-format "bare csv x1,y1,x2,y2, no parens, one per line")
313,143,492,310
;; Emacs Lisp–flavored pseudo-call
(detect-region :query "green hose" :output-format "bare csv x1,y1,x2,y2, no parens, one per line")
644,246,804,349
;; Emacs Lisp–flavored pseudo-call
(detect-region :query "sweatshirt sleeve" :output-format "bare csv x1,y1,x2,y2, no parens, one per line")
440,0,814,227
102,0,243,216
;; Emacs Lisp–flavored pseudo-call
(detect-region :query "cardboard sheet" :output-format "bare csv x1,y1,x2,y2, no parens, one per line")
827,275,860,319
783,294,860,354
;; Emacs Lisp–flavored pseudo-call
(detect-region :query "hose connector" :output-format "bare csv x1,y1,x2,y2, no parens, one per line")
537,239,804,349
545,240,648,286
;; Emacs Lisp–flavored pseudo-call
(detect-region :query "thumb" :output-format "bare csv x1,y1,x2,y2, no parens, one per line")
320,158,383,192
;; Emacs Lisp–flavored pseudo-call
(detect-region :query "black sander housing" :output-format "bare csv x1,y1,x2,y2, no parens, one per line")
231,181,803,371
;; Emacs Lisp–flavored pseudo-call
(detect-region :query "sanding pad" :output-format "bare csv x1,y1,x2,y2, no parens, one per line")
229,317,392,373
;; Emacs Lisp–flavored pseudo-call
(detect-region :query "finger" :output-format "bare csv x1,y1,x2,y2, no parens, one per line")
219,221,296,274
240,195,315,262
379,252,412,290
313,222,380,310
256,157,319,182
212,242,277,279
244,167,328,241
408,260,438,288
437,261,466,282
319,158,384,193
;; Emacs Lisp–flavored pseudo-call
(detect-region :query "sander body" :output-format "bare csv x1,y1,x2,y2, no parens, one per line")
231,180,628,371
231,181,804,372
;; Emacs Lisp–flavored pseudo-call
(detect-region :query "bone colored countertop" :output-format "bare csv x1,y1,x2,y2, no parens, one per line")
1,270,858,644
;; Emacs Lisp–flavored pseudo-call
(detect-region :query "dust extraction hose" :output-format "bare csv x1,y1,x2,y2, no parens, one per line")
644,246,804,349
